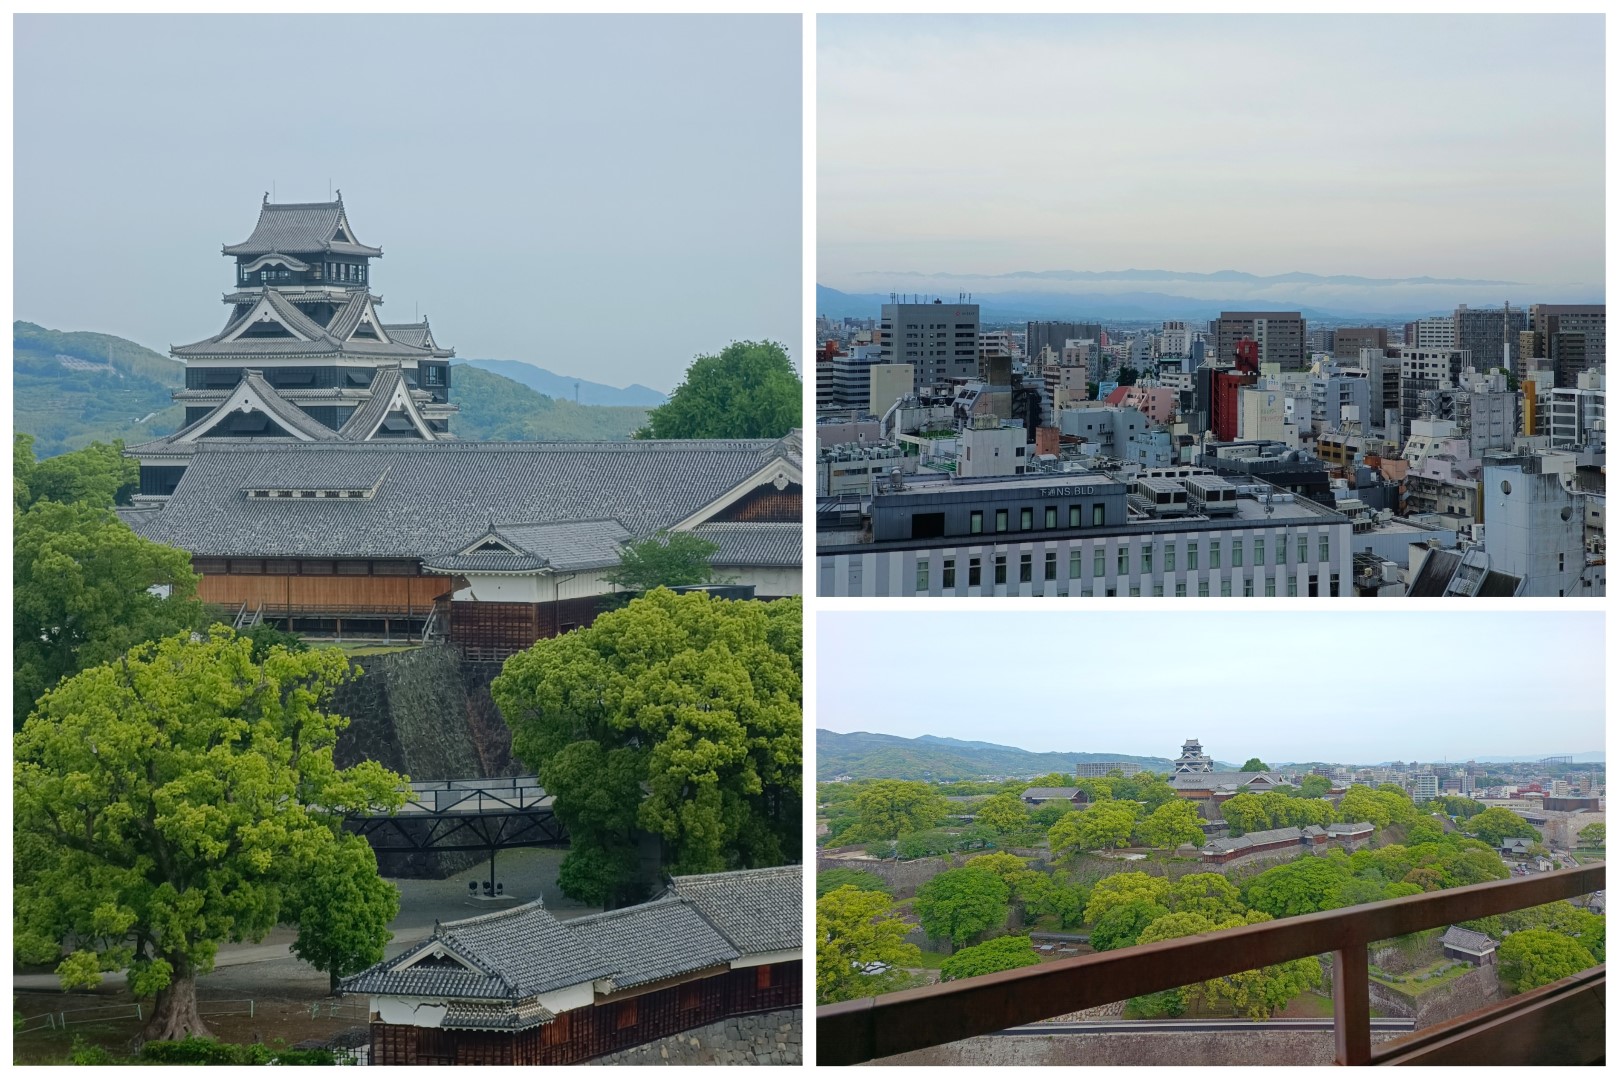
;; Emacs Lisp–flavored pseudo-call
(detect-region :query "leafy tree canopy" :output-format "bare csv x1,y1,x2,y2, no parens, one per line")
975,792,1031,835
1578,822,1605,849
1050,799,1140,856
1298,774,1333,799
1497,929,1597,993
1243,857,1353,919
492,591,801,905
1468,807,1542,847
1136,798,1206,852
1091,898,1170,952
1166,873,1244,921
13,630,405,1043
604,531,720,594
14,498,201,726
817,869,888,898
1240,757,1269,773
843,779,949,844
14,435,140,511
940,936,1041,981
1084,871,1171,926
635,340,801,440
914,866,1011,947
816,885,919,1004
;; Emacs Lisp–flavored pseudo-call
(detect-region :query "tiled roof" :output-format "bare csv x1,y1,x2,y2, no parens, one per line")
128,439,796,560
440,1001,556,1031
336,367,435,440
1022,787,1080,800
422,520,631,574
689,523,802,567
1171,771,1276,789
437,901,619,997
1327,821,1374,835
1441,925,1497,952
668,865,802,958
127,370,343,453
172,287,439,361
565,897,739,990
222,198,382,258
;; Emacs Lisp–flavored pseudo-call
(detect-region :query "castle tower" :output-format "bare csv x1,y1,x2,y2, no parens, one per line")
1173,738,1215,773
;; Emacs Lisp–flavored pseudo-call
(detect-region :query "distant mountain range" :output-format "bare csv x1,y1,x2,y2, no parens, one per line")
12,321,652,457
460,357,667,408
817,729,1190,782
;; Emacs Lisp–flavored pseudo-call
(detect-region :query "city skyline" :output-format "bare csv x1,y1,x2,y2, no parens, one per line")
819,15,1604,313
14,14,802,391
818,611,1604,762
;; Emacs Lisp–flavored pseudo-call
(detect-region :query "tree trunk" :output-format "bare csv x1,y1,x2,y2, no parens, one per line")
139,958,210,1045
329,970,341,994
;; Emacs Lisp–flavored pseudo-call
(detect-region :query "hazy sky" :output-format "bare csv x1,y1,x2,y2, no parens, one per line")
819,15,1604,309
15,15,801,392
818,611,1604,764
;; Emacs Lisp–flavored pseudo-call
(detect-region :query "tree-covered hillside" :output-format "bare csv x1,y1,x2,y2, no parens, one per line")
13,322,186,458
449,364,648,441
818,729,1176,781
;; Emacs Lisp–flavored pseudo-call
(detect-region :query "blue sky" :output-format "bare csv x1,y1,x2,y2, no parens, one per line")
15,15,802,392
817,611,1605,764
819,15,1604,312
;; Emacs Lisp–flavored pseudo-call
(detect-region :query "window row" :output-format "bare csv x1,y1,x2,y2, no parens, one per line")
918,556,1341,598
916,535,1335,590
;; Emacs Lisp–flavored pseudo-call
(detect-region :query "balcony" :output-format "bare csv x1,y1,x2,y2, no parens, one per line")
819,864,1603,1066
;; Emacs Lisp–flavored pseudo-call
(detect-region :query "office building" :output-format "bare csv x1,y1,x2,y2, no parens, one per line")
1453,304,1527,377
1211,311,1306,371
1027,321,1103,366
1333,328,1388,364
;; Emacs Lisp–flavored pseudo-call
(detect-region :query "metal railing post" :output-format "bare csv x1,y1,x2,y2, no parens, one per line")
1333,945,1372,1065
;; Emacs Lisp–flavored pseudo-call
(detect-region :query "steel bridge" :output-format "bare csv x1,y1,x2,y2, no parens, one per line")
345,776,568,886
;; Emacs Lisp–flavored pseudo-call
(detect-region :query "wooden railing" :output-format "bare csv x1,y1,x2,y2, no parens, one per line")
817,863,1604,1066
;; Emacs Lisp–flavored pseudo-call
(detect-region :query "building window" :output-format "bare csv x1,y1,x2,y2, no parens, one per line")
1069,550,1081,579
1210,541,1221,569
1165,547,1176,572
1188,544,1199,571
1020,508,1033,531
1092,504,1105,526
1045,506,1057,529
1298,536,1308,563
1044,551,1057,581
1221,579,1233,597
970,510,983,534
996,509,1008,533
1070,505,1081,527
1176,583,1187,597
1142,546,1153,573
1254,538,1265,564
969,558,982,587
1117,549,1128,574
1198,582,1210,597
1244,579,1255,597
1319,536,1330,562
1020,553,1033,583
1288,576,1298,597
1233,542,1243,567
916,563,929,593
1093,550,1105,577
1265,580,1277,597
994,555,1008,585
1276,540,1285,565
943,559,956,589
1153,584,1165,597
1330,573,1340,597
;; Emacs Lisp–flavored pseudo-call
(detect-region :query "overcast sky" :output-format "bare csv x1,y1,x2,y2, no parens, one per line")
15,15,801,393
819,15,1604,311
818,611,1604,764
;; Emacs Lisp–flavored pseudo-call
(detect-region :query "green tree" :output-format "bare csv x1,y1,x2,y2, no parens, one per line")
1468,807,1541,848
635,340,801,439
963,852,1036,892
1091,898,1170,951
1200,912,1321,1020
1298,775,1332,799
14,436,140,510
604,531,721,594
1337,785,1405,830
1578,823,1605,849
847,780,949,842
1220,793,1270,836
491,590,801,905
939,935,1041,981
1497,929,1597,992
816,886,920,1004
975,793,1031,835
817,869,888,898
1137,798,1205,852
1240,757,1269,773
13,631,405,1043
1131,911,1218,1016
1028,801,1071,828
13,500,201,725
1050,800,1139,855
915,866,1011,947
1084,871,1171,925
286,833,401,992
1167,873,1244,920
1243,858,1353,919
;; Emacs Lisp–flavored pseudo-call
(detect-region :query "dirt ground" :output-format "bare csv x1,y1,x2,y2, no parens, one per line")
13,848,594,1064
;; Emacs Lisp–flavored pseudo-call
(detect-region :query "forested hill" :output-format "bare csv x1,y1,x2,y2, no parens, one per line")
12,322,649,455
13,321,187,457
818,729,1179,781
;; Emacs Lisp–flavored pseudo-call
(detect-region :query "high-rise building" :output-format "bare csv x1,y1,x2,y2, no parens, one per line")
882,301,979,391
1027,321,1102,365
1333,328,1388,364
1530,304,1605,388
1411,775,1439,803
1453,304,1527,377
1160,321,1191,358
1404,317,1457,349
1211,311,1306,370
1076,761,1143,778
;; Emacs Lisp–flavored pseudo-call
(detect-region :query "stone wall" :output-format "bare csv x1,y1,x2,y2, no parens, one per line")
1368,964,1503,1028
584,1008,802,1066
878,1028,1406,1066
816,854,952,899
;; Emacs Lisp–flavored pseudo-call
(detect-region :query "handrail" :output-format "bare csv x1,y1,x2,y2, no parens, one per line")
817,863,1603,1066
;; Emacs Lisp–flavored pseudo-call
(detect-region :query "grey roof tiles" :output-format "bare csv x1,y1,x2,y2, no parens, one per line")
565,897,739,989
668,865,803,958
222,199,382,258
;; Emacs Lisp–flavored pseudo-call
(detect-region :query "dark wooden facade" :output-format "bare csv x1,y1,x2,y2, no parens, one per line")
445,597,603,658
711,482,802,523
192,558,451,618
369,960,801,1066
